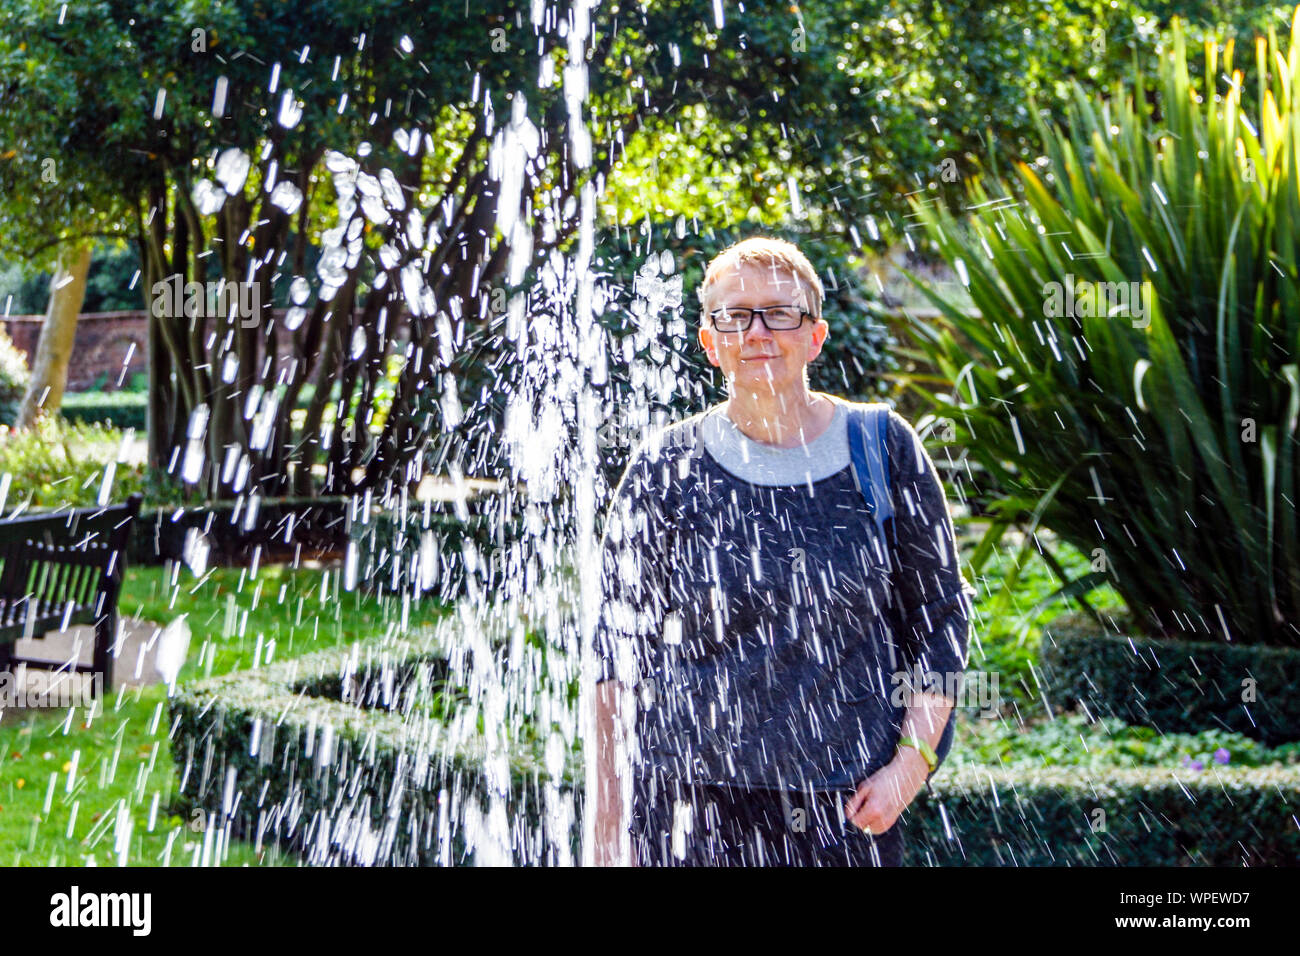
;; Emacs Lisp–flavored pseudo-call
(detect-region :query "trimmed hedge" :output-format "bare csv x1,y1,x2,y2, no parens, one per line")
59,383,320,432
347,495,525,602
129,496,351,566
171,634,1300,866
168,627,580,867
1039,623,1300,747
909,764,1300,866
60,390,147,430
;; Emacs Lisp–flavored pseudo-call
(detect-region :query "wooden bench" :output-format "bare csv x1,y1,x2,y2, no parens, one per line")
0,494,142,697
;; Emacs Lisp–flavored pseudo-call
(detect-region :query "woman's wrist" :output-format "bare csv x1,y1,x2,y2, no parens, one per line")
891,743,930,781
895,735,938,775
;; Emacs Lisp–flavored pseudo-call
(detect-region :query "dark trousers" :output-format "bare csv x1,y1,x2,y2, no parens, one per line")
630,775,905,867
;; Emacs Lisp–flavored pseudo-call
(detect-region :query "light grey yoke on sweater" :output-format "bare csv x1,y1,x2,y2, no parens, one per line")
698,396,850,486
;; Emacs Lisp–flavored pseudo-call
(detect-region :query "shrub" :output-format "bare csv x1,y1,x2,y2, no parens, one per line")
951,711,1300,767
909,763,1300,866
1038,620,1300,745
906,16,1300,647
60,389,147,430
0,323,28,426
0,416,147,509
169,633,580,866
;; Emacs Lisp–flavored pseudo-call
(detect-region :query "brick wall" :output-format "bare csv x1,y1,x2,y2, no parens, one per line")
0,310,337,391
2,311,148,390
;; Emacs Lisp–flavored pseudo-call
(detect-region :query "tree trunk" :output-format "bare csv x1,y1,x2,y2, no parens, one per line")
16,240,94,428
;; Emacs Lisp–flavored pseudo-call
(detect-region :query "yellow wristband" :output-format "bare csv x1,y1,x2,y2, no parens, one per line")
897,735,938,774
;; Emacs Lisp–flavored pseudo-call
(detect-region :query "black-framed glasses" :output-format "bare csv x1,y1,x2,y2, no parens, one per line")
707,305,810,332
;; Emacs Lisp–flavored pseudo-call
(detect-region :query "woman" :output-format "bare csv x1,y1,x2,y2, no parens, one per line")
592,236,974,867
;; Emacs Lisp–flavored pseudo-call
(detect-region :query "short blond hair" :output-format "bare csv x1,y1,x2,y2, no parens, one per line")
698,236,825,322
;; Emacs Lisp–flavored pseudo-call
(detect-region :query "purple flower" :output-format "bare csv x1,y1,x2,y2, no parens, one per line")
1181,755,1204,770
1213,748,1231,765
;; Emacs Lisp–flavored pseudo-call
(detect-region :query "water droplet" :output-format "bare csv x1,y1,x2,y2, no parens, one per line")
317,245,348,286
361,193,390,225
379,169,406,211
182,530,209,574
289,277,311,305
192,179,225,216
215,147,250,195
270,181,303,214
277,89,302,128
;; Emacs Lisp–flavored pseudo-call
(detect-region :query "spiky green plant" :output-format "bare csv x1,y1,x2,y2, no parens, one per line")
905,13,1300,647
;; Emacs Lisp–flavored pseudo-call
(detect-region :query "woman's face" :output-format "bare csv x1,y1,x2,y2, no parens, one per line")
698,262,829,395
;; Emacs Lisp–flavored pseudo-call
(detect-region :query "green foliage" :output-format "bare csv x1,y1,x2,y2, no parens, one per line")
951,712,1300,768
908,762,1300,865
603,2,1295,237
59,390,147,430
962,529,1127,718
0,256,48,314
0,416,147,510
905,15,1300,646
0,323,28,426
80,241,144,313
1039,622,1300,745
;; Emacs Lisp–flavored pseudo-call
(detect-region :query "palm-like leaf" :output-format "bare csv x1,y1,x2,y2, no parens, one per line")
905,14,1300,647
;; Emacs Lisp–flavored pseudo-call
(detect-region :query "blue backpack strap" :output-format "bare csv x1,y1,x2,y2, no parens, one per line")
854,404,960,776
847,403,894,539
851,403,955,777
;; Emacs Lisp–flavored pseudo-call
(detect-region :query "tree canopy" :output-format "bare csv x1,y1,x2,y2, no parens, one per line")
1,0,1292,502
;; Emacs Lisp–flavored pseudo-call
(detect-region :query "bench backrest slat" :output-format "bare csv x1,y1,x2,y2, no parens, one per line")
0,495,143,697
0,497,142,629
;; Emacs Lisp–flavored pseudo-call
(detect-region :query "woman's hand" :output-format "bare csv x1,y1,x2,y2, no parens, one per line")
843,748,930,834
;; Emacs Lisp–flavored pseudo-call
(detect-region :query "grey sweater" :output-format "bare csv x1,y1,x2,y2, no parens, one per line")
596,396,975,791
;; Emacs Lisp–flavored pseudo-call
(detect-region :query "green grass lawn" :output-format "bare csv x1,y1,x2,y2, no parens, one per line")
0,563,450,866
